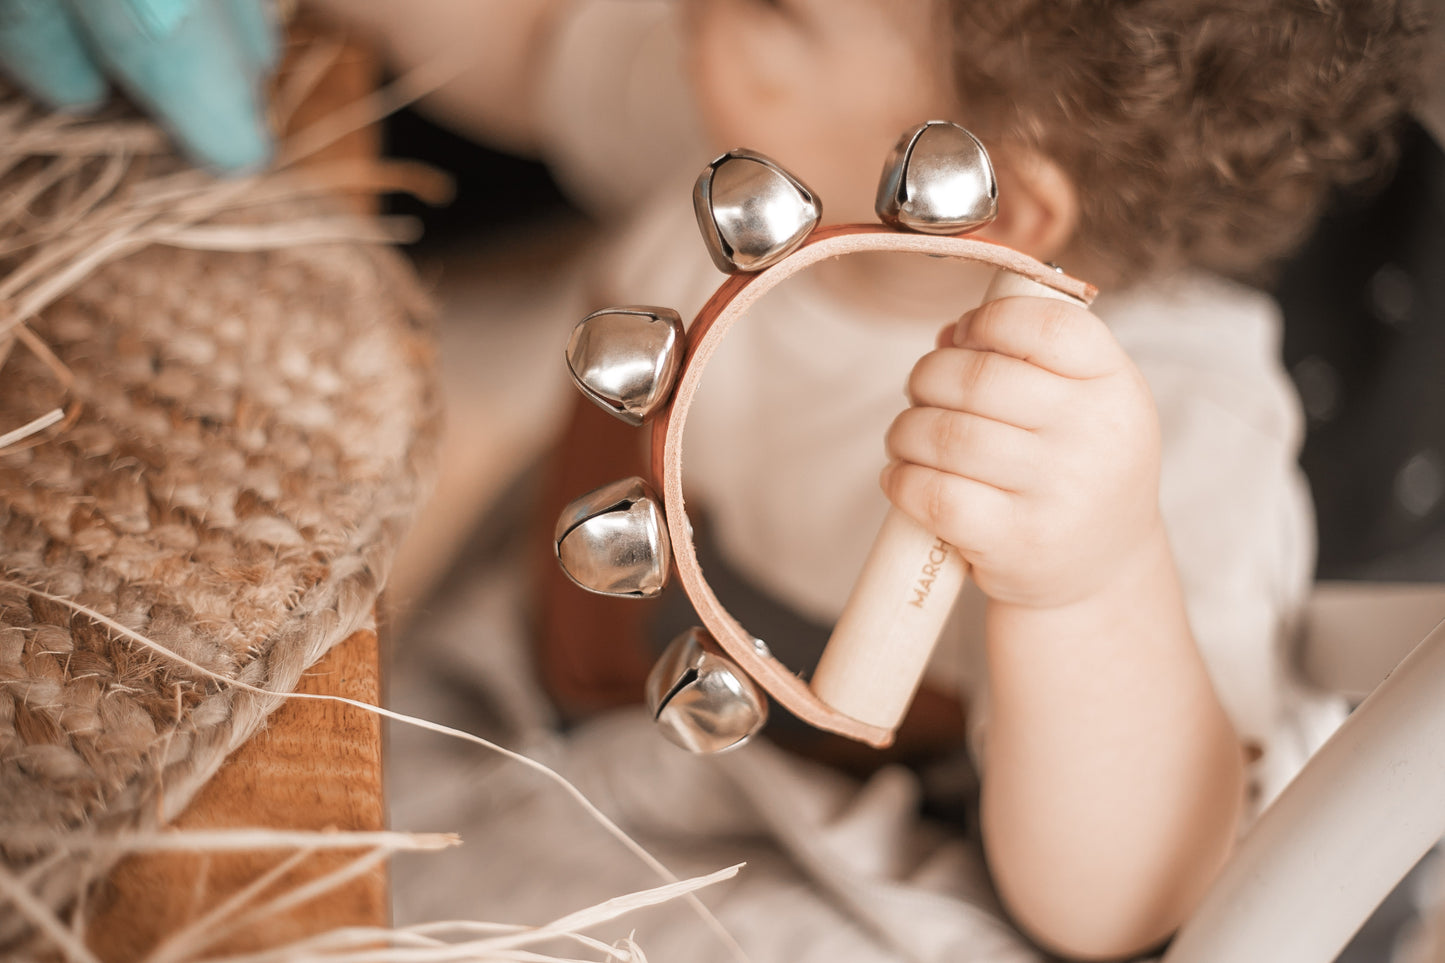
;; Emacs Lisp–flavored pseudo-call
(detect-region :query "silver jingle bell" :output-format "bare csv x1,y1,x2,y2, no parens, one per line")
875,120,998,235
555,476,671,598
694,149,822,274
566,306,685,427
646,627,768,754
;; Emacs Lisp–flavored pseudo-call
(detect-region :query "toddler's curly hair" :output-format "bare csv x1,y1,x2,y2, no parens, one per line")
949,0,1428,283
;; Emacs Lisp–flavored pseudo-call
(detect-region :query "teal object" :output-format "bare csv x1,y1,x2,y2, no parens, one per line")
221,0,279,72
0,0,276,175
121,0,193,38
0,0,105,109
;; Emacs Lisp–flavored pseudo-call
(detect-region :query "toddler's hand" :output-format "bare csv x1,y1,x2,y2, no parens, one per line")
881,296,1162,610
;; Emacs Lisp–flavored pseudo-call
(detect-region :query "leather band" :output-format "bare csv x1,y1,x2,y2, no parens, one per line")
648,223,1097,747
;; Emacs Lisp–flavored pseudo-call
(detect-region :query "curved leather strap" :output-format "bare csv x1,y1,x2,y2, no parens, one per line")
648,224,1096,747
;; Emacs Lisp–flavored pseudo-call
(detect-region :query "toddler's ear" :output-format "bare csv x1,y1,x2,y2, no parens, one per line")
983,150,1078,263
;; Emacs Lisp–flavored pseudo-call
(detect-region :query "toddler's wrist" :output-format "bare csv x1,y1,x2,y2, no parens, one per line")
989,514,1173,622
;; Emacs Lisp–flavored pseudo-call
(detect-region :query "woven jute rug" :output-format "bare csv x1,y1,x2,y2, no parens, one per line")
0,79,441,952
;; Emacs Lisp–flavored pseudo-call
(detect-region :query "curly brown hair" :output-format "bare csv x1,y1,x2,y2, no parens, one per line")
947,0,1429,283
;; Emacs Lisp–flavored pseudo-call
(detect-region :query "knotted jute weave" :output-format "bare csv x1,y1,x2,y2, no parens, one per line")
0,84,440,951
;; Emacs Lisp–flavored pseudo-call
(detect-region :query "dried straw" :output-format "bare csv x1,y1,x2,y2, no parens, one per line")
0,46,449,955
0,47,751,963
2,579,750,963
0,817,739,963
0,39,453,453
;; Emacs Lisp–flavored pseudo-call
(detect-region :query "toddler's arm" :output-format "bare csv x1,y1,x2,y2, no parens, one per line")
302,0,568,154
882,296,1246,959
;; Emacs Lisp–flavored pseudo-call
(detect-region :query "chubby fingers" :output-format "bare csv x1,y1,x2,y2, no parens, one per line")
906,346,1066,430
951,296,1118,379
886,407,1037,493
880,460,1012,553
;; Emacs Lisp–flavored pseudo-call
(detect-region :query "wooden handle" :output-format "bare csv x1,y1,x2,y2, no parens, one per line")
810,269,1087,731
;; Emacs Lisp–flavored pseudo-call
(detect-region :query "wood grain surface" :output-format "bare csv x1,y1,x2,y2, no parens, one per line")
85,625,387,961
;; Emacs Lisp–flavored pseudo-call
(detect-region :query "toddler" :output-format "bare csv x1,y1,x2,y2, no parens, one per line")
320,0,1426,958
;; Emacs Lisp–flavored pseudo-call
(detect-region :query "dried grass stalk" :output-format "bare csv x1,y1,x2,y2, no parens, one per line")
0,44,456,956
0,579,750,963
0,41,749,963
0,43,455,452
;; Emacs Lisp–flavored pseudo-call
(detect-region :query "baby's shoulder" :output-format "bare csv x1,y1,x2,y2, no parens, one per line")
537,0,706,219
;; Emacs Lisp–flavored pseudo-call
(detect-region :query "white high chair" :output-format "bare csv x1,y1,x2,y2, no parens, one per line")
1165,582,1445,961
